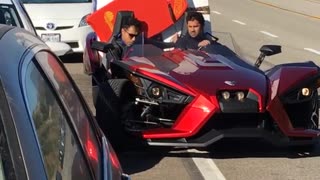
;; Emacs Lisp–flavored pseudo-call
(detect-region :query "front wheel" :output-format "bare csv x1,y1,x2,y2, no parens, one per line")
95,79,143,151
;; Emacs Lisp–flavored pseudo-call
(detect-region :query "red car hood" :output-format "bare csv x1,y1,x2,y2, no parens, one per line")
125,48,267,96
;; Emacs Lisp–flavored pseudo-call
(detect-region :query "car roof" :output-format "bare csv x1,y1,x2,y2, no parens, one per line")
0,24,45,75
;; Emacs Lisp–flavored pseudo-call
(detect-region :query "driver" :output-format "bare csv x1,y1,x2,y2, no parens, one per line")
172,11,214,50
111,17,142,59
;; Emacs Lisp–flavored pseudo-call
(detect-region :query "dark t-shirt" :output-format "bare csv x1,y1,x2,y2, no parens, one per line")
175,33,214,50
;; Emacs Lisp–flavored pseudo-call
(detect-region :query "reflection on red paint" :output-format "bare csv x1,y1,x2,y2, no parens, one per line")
108,145,121,170
86,140,98,162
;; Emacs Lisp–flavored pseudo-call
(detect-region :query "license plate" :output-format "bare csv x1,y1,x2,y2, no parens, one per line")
41,33,61,42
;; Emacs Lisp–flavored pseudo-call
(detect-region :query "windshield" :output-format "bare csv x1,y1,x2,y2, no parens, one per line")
126,32,244,60
122,31,258,72
0,4,22,27
22,0,91,3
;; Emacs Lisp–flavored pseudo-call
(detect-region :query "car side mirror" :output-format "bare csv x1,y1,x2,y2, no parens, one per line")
260,45,281,56
91,41,116,53
254,45,282,68
45,41,72,56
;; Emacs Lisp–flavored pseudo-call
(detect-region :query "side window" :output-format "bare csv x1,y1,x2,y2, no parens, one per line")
24,60,92,180
35,52,101,178
0,6,20,27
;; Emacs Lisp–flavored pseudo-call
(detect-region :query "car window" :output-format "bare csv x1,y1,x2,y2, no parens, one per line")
24,60,93,180
0,5,22,27
34,51,101,179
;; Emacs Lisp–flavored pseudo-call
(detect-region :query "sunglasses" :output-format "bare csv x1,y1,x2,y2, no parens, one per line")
124,29,139,38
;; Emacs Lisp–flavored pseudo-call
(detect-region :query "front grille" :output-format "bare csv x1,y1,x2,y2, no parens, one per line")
219,99,259,113
66,42,79,48
209,113,267,129
35,26,74,31
192,112,272,140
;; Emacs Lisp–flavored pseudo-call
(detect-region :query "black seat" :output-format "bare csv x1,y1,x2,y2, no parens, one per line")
109,11,134,42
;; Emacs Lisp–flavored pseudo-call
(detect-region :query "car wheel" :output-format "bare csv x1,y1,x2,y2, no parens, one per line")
95,79,143,151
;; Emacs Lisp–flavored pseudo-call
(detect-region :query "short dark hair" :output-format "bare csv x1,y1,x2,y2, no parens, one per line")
186,12,205,27
122,17,142,32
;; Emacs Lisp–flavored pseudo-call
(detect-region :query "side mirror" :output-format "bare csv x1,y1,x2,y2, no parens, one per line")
254,45,282,68
45,42,72,56
259,45,281,56
91,41,116,53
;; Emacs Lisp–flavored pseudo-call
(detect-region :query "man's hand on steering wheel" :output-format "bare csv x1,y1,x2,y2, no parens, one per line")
198,40,211,48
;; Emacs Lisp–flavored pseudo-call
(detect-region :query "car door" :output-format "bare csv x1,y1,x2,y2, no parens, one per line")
0,79,28,180
23,52,97,180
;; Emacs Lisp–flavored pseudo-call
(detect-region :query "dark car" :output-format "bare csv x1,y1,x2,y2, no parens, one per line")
0,24,129,180
83,11,320,151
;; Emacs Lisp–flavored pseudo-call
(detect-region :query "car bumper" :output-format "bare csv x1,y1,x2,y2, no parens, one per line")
147,128,320,147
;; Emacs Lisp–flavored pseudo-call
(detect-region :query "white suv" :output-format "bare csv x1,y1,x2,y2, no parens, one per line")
22,0,95,53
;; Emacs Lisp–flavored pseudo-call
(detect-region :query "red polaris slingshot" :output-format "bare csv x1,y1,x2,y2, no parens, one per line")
83,11,320,150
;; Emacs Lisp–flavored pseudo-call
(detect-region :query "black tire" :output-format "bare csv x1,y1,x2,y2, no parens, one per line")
95,79,142,151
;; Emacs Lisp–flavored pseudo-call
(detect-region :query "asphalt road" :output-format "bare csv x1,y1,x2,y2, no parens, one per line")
63,0,320,179
211,0,320,70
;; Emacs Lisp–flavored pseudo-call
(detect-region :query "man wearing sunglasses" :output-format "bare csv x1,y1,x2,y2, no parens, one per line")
111,17,142,59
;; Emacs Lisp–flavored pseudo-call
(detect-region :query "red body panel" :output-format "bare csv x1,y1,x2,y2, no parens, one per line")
143,95,217,138
267,96,320,137
268,66,318,99
266,66,320,137
121,49,271,138
87,0,187,42
126,49,268,98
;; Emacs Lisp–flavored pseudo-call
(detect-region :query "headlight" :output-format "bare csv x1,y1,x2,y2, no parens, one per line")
79,14,90,27
301,88,311,96
236,91,245,101
148,85,162,98
219,90,247,101
132,75,193,104
283,86,315,104
222,91,230,100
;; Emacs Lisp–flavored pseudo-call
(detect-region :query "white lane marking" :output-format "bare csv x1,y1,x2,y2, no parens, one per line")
211,11,221,15
188,149,226,180
259,31,278,38
232,20,246,25
304,48,320,55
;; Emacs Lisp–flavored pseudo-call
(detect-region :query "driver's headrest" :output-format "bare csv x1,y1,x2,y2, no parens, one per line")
110,11,134,42
181,12,188,36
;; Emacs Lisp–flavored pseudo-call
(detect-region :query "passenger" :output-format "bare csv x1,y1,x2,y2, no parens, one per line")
111,16,142,59
172,11,215,50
